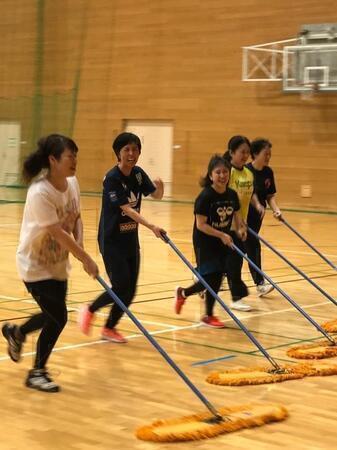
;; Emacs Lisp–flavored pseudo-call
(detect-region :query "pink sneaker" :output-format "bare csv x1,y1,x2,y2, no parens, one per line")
201,315,225,329
175,287,186,314
78,305,94,335
101,328,127,343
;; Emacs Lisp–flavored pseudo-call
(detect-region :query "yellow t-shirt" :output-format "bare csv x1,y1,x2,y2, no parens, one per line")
228,166,254,222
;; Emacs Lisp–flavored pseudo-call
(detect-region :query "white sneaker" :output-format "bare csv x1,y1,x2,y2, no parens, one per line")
257,283,274,297
230,300,252,312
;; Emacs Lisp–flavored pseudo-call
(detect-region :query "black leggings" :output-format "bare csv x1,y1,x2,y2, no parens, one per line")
246,206,264,285
90,248,140,329
184,272,223,316
20,279,68,370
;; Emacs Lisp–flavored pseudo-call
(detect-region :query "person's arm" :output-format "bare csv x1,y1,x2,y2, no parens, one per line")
46,223,98,278
233,210,247,241
120,204,166,239
72,214,84,248
267,195,282,219
195,214,233,247
250,193,265,218
150,177,164,200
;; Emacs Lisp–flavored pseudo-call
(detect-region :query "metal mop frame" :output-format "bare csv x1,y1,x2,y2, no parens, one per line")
96,275,223,422
231,243,336,345
248,226,337,307
160,233,283,373
280,217,337,270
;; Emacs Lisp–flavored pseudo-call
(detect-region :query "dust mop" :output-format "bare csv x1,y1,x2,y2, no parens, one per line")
231,243,337,360
97,276,287,442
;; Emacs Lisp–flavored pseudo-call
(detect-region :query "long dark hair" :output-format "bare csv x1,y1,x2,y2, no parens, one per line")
22,134,78,183
223,135,250,162
200,154,231,187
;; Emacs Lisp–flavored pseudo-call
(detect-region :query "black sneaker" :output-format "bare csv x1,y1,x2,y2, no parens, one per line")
25,369,60,393
2,323,25,362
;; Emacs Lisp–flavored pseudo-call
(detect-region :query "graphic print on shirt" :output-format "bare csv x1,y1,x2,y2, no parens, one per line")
209,201,235,231
33,198,79,267
265,178,271,189
120,190,140,233
233,179,253,197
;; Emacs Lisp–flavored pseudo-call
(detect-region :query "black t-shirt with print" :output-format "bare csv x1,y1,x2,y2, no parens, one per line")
98,165,155,255
193,186,240,260
246,162,276,207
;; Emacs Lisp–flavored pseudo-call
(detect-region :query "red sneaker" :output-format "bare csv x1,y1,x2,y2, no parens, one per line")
78,305,94,335
174,287,186,314
101,328,128,343
201,315,225,328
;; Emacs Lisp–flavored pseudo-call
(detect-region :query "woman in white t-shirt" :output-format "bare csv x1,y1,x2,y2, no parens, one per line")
2,134,98,393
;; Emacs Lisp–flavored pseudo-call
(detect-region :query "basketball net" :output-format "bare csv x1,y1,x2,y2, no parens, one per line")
300,82,320,101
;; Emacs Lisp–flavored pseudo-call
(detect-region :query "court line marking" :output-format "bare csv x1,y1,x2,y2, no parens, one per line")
170,238,337,259
218,299,332,323
0,298,332,363
0,323,201,362
192,355,236,366
72,306,178,329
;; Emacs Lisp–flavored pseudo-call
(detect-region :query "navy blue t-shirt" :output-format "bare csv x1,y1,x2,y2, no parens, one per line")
98,165,155,255
193,186,240,260
246,162,276,207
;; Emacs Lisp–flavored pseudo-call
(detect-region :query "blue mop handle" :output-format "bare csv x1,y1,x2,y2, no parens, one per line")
231,243,335,345
96,275,222,420
161,232,282,371
248,227,337,307
280,217,337,270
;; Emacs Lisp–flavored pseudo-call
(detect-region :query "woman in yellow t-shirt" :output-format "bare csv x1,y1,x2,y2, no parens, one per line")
223,135,264,312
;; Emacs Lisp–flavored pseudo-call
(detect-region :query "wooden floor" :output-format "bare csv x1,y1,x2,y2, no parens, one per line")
1,196,337,449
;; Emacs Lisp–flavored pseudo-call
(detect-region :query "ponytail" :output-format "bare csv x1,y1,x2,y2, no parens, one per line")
22,134,78,184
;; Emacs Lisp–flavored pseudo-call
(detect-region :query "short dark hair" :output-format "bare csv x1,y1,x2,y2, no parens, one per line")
112,132,141,161
250,138,272,159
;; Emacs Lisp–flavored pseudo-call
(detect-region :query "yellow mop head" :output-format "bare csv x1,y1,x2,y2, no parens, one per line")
294,360,337,377
136,403,287,442
286,339,337,359
206,360,337,387
321,319,337,333
206,365,304,386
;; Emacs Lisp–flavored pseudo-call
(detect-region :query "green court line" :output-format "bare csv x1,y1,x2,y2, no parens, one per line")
0,200,25,204
142,334,298,364
249,334,333,354
65,305,322,343
2,188,337,216
0,306,330,365
80,192,337,215
224,325,306,341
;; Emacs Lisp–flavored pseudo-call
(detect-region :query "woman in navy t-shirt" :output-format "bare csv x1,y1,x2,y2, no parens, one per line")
174,155,247,328
79,132,165,342
246,138,282,296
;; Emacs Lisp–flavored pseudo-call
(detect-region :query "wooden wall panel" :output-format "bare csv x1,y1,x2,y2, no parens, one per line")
1,1,336,209
70,0,337,210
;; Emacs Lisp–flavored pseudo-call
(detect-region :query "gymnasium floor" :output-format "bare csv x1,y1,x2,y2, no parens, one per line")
0,196,336,449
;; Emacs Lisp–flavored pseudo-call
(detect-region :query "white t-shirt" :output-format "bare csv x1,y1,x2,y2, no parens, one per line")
16,176,81,282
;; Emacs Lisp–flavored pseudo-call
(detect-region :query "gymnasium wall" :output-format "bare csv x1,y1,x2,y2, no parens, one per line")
1,1,337,210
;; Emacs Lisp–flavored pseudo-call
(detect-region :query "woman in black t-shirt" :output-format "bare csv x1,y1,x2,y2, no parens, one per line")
174,155,247,328
246,138,282,296
78,132,165,342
